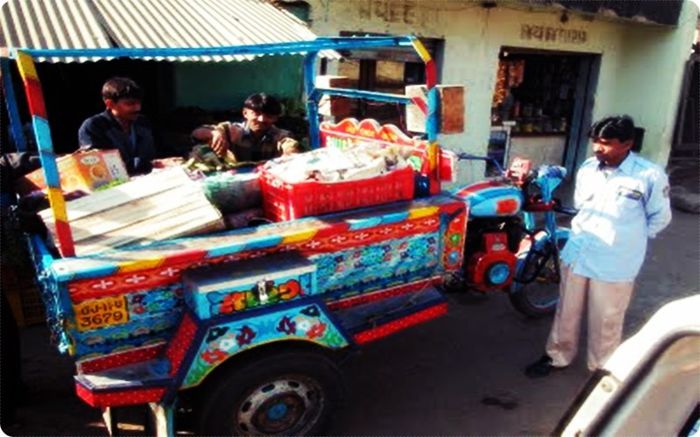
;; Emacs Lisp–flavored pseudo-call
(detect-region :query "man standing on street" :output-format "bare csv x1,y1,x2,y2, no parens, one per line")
525,115,672,377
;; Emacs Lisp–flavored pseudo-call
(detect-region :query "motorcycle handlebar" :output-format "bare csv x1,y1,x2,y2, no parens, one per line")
553,204,578,216
454,152,505,175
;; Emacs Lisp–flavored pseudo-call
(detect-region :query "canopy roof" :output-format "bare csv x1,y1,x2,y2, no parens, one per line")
0,0,336,62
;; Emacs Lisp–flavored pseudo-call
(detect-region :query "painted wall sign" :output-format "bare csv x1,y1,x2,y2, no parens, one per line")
357,0,419,25
520,24,587,44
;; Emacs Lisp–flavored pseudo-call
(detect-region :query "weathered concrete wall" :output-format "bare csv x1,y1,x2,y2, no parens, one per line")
510,135,567,169
306,0,698,181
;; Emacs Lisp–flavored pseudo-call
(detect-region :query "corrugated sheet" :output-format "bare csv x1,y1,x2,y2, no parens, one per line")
0,0,112,62
1,0,332,62
92,0,322,62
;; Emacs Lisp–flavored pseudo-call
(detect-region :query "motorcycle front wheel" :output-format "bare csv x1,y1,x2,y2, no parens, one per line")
509,229,569,318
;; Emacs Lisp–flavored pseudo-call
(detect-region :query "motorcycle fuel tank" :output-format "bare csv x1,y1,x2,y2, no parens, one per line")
453,180,523,217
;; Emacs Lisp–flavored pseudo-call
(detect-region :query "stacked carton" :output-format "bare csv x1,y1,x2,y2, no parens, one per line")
40,167,224,256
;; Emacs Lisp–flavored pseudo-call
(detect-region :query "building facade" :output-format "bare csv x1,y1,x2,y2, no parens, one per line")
303,0,698,180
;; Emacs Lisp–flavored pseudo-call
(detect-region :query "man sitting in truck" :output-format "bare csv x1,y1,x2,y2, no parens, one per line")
78,77,156,175
191,93,301,163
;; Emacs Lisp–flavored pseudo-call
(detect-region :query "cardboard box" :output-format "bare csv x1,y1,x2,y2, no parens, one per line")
406,85,465,134
316,75,353,119
18,149,129,195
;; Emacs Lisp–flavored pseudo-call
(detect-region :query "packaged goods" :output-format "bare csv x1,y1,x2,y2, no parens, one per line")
17,149,129,196
260,144,415,221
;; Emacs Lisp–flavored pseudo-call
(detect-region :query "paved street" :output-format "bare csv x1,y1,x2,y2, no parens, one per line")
9,209,699,436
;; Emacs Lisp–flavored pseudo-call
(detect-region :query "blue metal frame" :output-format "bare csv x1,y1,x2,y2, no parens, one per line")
303,51,321,149
4,35,440,240
311,88,411,104
1,58,27,151
9,37,416,60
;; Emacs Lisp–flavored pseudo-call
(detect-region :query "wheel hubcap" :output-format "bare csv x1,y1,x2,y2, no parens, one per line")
236,377,324,435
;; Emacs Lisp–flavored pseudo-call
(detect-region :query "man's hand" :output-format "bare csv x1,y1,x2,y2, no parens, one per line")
210,129,229,157
279,138,302,156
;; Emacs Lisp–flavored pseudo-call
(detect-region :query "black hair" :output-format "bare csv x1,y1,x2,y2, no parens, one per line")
588,115,635,142
101,77,143,102
243,93,282,116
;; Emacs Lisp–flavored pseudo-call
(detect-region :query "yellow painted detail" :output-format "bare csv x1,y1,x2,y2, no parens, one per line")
74,295,130,332
282,229,318,244
408,206,439,219
411,39,432,63
46,188,68,222
119,258,165,273
428,142,439,170
16,51,39,80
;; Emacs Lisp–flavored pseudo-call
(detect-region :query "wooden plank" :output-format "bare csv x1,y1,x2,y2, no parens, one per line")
40,168,193,223
68,194,217,249
41,167,224,256
52,185,205,241
73,205,223,256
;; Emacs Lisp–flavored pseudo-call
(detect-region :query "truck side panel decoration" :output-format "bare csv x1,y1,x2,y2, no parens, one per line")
181,301,349,388
311,233,440,299
70,284,184,356
183,253,317,319
29,235,76,354
36,197,466,358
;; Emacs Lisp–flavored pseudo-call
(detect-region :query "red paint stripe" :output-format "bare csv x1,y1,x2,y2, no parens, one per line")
54,220,76,257
75,383,166,407
24,78,47,118
453,180,503,198
353,303,448,344
425,60,437,89
314,222,350,239
164,313,198,376
162,249,207,265
77,343,165,374
410,96,428,115
327,278,436,311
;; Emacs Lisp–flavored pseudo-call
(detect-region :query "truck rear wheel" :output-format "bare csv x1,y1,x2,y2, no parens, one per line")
197,351,343,436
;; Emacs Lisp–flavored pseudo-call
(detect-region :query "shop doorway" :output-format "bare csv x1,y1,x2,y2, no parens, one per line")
489,47,600,175
335,31,444,129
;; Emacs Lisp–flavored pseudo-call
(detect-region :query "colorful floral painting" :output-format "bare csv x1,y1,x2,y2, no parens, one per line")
182,303,348,387
311,233,440,296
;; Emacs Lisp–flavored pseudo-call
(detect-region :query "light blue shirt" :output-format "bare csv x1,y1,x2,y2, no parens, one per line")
560,152,672,282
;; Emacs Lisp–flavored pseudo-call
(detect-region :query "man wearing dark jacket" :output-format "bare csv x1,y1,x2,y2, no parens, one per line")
78,77,155,175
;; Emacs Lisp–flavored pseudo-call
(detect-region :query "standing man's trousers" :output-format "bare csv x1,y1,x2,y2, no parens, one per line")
545,264,635,370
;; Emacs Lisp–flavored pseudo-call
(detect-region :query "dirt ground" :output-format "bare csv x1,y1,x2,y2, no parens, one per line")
5,209,699,436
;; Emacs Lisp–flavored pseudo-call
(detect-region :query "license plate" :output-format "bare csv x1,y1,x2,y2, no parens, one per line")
74,295,129,332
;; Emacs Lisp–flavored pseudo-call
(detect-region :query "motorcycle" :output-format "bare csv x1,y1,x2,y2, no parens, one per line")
451,155,577,317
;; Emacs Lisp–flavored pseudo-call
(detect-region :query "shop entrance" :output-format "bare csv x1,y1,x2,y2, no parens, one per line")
489,47,600,175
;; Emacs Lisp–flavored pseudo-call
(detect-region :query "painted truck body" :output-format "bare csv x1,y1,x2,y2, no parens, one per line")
3,36,490,435
30,194,466,405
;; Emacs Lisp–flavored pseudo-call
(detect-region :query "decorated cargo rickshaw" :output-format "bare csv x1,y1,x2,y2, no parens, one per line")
2,35,571,435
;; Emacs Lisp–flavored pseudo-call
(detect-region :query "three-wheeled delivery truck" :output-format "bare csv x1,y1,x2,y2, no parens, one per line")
3,35,570,435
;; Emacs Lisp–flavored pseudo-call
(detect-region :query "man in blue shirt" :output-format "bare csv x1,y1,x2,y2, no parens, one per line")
526,115,672,377
78,77,155,175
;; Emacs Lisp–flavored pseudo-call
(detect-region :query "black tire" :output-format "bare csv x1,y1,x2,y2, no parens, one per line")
509,232,568,318
197,351,343,436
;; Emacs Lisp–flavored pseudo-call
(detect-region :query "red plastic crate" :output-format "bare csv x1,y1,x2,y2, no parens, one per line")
260,166,415,221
